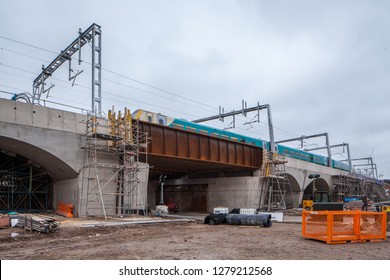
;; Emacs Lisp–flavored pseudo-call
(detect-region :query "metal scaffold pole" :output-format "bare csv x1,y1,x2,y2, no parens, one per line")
81,108,149,219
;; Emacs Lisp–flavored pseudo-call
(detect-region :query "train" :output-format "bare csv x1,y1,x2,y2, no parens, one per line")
132,109,351,172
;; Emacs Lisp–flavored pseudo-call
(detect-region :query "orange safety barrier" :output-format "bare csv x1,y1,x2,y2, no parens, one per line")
56,202,74,218
302,210,386,244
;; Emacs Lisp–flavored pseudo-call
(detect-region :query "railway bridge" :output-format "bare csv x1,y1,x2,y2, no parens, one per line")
0,98,383,216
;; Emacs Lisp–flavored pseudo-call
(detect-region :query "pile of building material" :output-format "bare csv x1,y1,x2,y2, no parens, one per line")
17,214,59,233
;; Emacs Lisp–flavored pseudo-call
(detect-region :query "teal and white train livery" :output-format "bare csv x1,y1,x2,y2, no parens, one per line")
133,109,351,172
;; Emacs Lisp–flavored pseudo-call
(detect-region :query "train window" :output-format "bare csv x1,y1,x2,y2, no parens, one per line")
231,137,239,142
172,123,184,129
212,132,220,137
147,116,152,123
187,127,197,132
199,129,208,135
157,115,167,125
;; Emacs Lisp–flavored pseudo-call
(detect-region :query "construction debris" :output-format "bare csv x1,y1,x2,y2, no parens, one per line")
16,214,59,233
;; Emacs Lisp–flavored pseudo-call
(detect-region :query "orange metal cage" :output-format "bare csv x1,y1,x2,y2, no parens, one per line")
302,210,387,244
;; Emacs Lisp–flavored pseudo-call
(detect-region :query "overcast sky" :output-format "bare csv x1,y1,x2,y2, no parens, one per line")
1,0,389,178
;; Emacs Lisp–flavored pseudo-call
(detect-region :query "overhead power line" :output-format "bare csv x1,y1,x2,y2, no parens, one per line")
0,35,57,54
0,34,301,141
0,34,217,111
1,47,217,114
101,67,217,110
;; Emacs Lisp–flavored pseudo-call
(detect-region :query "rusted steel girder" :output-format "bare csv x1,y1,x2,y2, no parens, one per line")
139,121,262,170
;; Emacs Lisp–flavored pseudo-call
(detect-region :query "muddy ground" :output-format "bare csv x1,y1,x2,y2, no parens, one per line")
0,216,389,260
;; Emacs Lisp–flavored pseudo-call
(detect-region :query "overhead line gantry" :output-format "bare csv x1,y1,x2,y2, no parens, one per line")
32,23,102,116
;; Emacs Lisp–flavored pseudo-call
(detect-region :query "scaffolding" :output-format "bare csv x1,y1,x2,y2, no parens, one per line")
81,108,149,219
258,150,292,211
331,174,386,202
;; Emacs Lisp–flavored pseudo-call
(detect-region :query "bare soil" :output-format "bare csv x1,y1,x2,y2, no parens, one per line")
1,217,389,260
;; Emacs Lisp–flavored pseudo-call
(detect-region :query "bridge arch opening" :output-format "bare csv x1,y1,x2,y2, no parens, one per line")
0,150,53,212
302,178,330,203
0,136,80,213
0,136,78,180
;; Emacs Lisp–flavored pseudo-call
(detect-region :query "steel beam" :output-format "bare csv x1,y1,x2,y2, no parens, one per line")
139,121,262,171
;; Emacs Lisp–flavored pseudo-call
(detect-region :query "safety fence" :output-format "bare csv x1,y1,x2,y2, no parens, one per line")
302,210,387,244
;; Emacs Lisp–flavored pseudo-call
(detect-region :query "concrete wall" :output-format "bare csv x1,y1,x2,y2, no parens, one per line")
54,178,79,215
77,161,150,217
207,177,260,210
149,176,262,212
0,99,85,179
0,99,86,134
148,179,159,209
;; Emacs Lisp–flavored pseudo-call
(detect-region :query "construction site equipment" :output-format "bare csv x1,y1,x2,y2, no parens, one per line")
204,213,228,225
81,107,149,219
56,202,74,218
258,150,293,211
304,198,344,211
303,200,313,211
226,214,272,227
16,214,59,233
312,202,344,211
204,209,273,227
382,205,390,212
302,210,386,244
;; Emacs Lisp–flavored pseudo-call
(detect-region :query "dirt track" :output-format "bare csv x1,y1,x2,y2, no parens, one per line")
1,218,389,260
